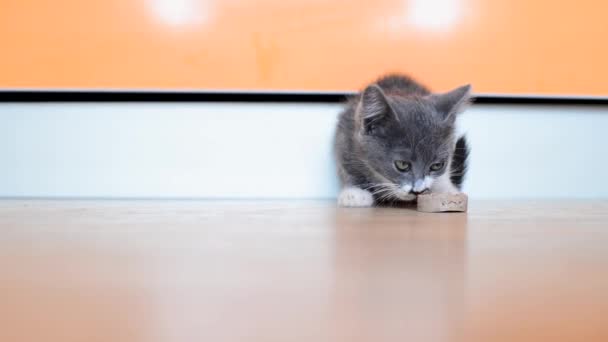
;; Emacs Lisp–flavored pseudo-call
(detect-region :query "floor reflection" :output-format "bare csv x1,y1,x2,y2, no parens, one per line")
331,208,468,341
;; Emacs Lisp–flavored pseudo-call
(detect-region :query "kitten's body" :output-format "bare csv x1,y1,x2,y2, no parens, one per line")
334,75,470,207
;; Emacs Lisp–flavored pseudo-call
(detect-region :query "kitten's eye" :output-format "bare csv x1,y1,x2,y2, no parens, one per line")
430,162,445,171
394,160,411,172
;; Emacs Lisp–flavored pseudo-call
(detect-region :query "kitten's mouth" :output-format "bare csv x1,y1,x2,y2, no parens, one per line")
394,190,417,201
410,189,430,196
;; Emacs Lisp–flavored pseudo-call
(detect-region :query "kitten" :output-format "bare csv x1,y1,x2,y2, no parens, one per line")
334,74,471,207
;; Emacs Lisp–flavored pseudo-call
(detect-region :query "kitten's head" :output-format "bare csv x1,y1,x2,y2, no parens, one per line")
355,83,471,199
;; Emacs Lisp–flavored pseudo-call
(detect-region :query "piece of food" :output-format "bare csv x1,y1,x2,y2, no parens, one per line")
416,193,468,213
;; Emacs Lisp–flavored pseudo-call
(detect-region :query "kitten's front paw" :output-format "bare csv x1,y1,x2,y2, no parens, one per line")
338,187,374,207
428,188,460,195
430,179,460,195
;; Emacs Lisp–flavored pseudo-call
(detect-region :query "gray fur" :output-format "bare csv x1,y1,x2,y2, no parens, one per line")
334,74,471,206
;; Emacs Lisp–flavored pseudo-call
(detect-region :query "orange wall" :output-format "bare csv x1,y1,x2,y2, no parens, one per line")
1,0,607,95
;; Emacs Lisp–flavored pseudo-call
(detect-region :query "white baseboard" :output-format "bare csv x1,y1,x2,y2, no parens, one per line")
2,102,607,199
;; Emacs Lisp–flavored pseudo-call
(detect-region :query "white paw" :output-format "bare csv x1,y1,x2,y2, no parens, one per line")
429,187,460,195
430,176,460,194
338,187,374,207
397,193,417,201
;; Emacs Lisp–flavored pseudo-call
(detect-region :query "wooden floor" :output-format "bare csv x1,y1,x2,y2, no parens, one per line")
1,200,607,342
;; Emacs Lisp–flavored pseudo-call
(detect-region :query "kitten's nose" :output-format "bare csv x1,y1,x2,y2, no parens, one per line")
412,179,427,194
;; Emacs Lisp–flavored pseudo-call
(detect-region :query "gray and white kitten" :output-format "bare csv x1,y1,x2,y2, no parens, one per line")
334,74,471,207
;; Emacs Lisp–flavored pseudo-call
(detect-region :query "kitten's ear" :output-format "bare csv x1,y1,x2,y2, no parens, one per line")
359,84,394,133
429,84,472,124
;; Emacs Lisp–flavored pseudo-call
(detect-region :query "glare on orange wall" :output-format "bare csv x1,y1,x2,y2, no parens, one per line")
1,0,607,95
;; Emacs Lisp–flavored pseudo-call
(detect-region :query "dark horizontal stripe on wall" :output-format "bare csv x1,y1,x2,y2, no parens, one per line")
1,90,607,105
0,90,352,103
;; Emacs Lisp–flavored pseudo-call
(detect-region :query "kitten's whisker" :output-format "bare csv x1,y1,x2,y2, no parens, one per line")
371,188,395,197
369,186,394,194
378,190,396,202
360,183,398,193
